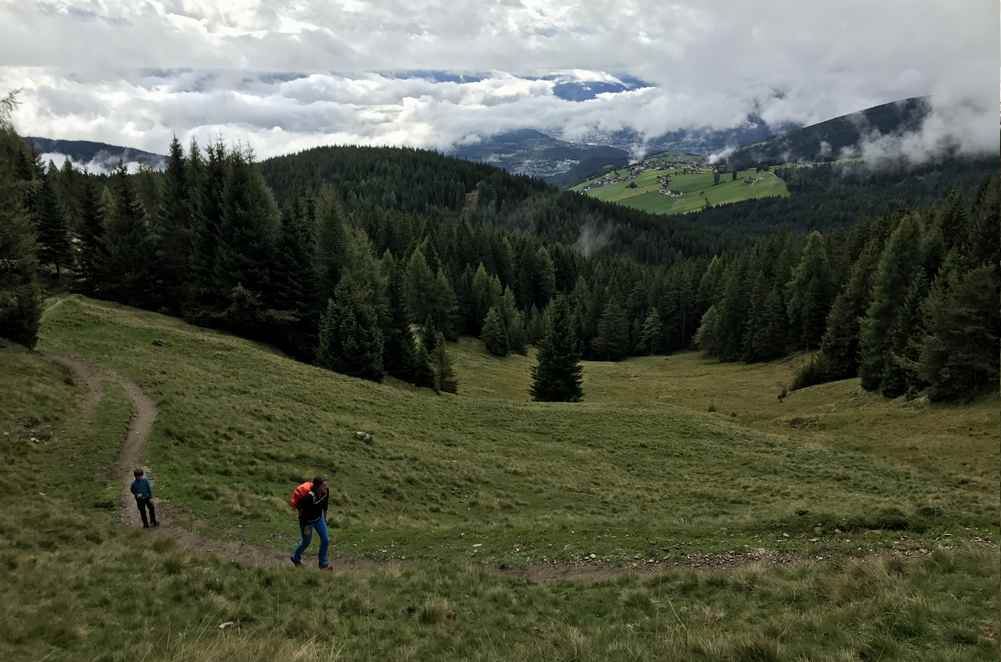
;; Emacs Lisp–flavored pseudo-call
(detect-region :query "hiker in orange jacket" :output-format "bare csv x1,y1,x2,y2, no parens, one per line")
291,476,331,570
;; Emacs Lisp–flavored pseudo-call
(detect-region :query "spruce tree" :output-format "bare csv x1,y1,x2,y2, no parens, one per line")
273,199,320,358
430,332,459,394
482,306,509,357
154,136,194,312
382,251,420,381
530,296,583,402
316,277,385,382
35,167,71,277
694,304,721,356
431,268,460,340
192,140,227,302
0,94,41,347
880,270,928,397
592,298,630,360
859,214,923,391
715,256,751,361
103,164,153,305
637,307,663,355
404,246,435,324
75,178,106,295
786,231,834,349
315,189,346,306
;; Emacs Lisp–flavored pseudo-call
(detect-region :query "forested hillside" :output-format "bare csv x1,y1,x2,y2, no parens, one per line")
2,89,997,403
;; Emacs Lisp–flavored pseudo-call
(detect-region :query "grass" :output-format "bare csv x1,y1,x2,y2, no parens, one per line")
574,167,790,215
0,295,996,661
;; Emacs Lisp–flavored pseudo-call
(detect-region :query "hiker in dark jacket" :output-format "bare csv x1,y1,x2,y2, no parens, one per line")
130,468,158,528
291,476,331,569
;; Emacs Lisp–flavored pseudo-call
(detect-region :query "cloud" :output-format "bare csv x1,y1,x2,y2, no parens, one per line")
0,1,997,159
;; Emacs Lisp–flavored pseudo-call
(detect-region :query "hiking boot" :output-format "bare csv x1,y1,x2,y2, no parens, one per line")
290,556,303,567
319,564,334,571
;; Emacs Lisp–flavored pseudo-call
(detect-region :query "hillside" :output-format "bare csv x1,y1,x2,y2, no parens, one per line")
1,295,996,661
572,159,789,216
729,97,931,169
26,136,167,172
451,129,630,186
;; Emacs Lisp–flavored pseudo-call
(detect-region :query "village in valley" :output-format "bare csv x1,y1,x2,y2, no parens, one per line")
573,150,789,215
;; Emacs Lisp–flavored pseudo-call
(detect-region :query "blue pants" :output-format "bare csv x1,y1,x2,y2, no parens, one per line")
292,517,330,568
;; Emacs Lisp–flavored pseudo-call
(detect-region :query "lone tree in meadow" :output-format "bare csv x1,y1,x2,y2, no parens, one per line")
530,296,583,402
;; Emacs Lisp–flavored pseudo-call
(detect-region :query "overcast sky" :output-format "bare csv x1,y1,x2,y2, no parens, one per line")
0,1,998,159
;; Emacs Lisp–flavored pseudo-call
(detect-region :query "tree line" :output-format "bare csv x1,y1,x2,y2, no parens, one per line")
2,92,996,403
693,178,999,401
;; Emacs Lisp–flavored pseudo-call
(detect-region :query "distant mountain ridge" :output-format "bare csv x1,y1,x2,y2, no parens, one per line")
729,97,931,169
25,137,167,172
450,129,631,186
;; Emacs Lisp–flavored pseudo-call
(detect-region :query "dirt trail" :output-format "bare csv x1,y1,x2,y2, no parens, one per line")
51,353,986,584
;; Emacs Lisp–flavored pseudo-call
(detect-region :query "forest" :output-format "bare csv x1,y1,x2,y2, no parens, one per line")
1,91,997,402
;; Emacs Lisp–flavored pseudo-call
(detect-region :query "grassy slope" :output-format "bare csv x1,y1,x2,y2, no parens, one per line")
573,169,789,215
1,296,997,661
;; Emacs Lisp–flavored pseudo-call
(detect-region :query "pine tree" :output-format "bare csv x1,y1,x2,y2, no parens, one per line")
315,189,346,306
920,263,999,400
530,296,583,402
592,297,630,360
192,140,227,302
880,270,928,397
0,93,41,347
786,231,834,349
482,306,509,357
430,332,458,394
694,304,721,356
637,307,663,355
316,277,384,382
103,164,153,305
215,150,279,299
404,246,435,324
35,167,71,277
859,214,923,391
715,256,751,361
815,235,884,381
75,178,106,295
154,136,194,312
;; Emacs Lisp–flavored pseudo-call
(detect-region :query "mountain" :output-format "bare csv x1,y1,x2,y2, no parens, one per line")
729,97,931,169
25,137,167,172
450,129,631,186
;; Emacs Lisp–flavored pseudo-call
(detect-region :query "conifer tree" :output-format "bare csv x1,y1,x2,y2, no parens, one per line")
859,214,923,391
0,92,41,347
786,231,834,349
530,296,583,402
404,246,435,324
592,298,630,360
694,304,721,356
482,306,509,357
315,189,346,305
533,246,556,308
470,263,501,334
273,199,320,357
715,256,751,361
637,307,663,355
526,304,545,344
880,270,928,397
316,277,384,382
155,136,194,312
103,164,153,305
508,310,528,355
75,178,106,294
381,251,419,381
431,268,460,340
430,332,459,394
35,167,71,277
192,141,227,301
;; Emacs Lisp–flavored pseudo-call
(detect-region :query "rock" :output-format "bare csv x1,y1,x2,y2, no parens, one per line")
354,431,374,444
589,553,597,559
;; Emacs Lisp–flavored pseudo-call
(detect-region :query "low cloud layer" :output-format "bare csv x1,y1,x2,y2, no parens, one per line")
1,1,997,160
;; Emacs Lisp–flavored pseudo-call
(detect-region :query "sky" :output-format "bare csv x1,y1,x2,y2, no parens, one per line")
0,0,998,161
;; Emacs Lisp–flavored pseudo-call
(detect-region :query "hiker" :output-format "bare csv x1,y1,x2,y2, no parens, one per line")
291,476,331,570
130,468,158,528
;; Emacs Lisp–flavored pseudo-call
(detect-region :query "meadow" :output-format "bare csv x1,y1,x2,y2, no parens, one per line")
574,167,790,215
0,295,996,661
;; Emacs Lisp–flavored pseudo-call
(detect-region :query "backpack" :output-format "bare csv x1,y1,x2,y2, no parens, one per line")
290,482,313,510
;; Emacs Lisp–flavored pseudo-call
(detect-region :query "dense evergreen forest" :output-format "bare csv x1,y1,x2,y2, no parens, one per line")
1,91,997,402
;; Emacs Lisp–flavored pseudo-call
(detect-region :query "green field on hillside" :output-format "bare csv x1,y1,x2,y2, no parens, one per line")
1,296,997,661
573,167,790,215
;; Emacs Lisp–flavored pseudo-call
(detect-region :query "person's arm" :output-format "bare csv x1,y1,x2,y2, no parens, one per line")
129,480,138,497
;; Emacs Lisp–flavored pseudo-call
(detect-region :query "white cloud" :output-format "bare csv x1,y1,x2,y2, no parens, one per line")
0,1,996,159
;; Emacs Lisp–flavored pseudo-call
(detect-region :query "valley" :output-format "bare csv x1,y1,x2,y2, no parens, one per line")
1,295,996,660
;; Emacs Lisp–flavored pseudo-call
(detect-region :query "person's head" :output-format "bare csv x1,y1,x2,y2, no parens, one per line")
311,476,327,493
133,468,144,479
